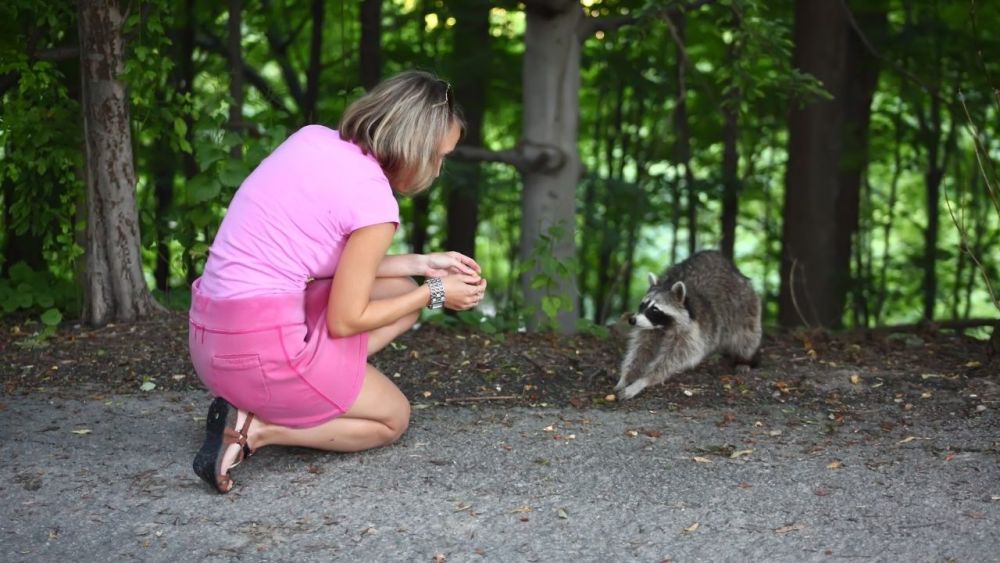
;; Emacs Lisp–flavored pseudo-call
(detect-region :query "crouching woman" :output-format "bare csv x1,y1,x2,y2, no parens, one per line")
189,71,486,494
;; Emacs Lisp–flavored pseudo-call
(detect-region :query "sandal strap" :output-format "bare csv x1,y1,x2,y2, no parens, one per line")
221,412,257,455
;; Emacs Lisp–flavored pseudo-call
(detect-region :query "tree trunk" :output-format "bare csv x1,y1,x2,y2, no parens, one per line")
669,10,697,256
78,0,160,325
778,0,884,329
444,0,490,261
303,0,325,122
520,1,583,333
720,89,739,260
359,0,382,91
228,0,243,156
719,13,741,260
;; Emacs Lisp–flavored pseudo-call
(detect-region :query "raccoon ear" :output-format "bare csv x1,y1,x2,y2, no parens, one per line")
670,281,686,303
647,273,658,287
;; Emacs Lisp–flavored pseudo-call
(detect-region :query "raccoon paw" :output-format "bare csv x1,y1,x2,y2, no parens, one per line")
734,364,751,374
617,379,648,400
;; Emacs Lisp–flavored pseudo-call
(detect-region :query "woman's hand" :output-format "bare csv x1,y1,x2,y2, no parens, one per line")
421,251,481,279
440,274,487,311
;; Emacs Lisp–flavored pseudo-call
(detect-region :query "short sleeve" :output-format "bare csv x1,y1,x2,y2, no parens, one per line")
341,177,400,234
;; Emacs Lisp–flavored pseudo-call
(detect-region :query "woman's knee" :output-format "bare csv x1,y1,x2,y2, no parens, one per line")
380,399,411,444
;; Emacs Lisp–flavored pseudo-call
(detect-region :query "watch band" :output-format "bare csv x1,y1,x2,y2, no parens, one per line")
426,277,445,310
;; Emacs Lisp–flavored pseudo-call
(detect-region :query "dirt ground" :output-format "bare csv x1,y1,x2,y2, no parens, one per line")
1,311,997,422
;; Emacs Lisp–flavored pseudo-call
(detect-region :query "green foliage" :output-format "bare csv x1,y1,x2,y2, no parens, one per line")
0,262,77,335
519,223,578,331
3,0,999,333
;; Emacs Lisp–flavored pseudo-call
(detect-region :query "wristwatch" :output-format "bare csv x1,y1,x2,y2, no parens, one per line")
426,277,445,310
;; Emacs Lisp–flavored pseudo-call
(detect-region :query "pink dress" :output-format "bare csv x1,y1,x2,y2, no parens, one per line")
189,125,399,428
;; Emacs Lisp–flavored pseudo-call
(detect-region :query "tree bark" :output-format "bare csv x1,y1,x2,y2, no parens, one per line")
359,0,382,91
444,0,490,261
778,0,884,329
303,0,325,122
78,0,161,325
719,13,741,261
228,0,243,156
520,1,583,333
668,10,697,256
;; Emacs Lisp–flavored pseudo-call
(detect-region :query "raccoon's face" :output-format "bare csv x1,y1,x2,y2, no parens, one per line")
629,278,690,331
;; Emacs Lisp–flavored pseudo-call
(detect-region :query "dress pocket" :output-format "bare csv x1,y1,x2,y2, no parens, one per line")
211,353,271,409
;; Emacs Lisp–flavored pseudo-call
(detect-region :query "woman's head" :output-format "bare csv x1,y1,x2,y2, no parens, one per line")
339,70,465,195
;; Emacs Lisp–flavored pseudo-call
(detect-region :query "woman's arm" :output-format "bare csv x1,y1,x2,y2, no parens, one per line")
327,224,428,337
327,224,484,337
376,252,481,278
376,254,423,278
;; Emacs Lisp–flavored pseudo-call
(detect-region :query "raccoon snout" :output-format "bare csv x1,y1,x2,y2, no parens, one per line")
627,314,636,325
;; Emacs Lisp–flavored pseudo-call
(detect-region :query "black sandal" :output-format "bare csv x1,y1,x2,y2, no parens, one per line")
193,397,255,494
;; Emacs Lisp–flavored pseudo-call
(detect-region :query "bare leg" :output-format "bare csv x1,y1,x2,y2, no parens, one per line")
226,365,410,457
367,276,421,356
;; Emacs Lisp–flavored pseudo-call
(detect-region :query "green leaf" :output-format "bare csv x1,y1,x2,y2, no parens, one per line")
40,308,62,326
173,117,187,138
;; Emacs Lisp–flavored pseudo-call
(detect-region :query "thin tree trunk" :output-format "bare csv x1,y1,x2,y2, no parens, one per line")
668,10,697,255
228,0,243,157
360,0,382,90
303,0,325,122
406,0,431,255
720,89,739,260
720,12,742,260
444,0,490,262
519,1,583,333
875,97,904,324
778,0,884,328
78,0,161,325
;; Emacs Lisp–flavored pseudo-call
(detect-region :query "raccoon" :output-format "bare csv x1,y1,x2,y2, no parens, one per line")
615,250,762,400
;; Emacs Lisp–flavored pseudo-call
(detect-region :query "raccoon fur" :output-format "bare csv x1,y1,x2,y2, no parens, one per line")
615,250,762,400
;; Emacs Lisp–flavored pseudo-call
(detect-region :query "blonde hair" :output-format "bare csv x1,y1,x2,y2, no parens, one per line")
339,70,465,194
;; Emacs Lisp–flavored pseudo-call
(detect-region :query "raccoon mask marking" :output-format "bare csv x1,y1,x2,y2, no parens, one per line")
629,275,690,330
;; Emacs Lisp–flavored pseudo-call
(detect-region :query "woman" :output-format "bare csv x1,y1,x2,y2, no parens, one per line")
189,70,485,494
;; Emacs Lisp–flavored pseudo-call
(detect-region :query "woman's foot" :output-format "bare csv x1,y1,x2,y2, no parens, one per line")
192,397,255,494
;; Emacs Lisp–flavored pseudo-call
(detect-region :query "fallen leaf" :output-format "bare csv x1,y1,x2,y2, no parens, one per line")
626,430,638,437
557,508,568,519
71,428,92,435
965,361,981,368
814,487,831,497
171,374,186,381
718,412,736,427
433,554,446,562
730,449,753,459
849,373,861,385
683,522,700,533
543,425,555,432
897,436,917,444
604,394,616,402
682,388,694,397
737,482,753,489
774,524,804,534
139,381,156,392
827,460,842,470
692,456,712,464
421,391,432,398
645,430,663,438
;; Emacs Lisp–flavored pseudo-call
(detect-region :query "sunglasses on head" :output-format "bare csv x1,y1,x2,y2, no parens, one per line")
431,80,452,110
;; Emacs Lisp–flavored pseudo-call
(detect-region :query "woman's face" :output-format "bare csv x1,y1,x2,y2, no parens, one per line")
433,120,462,180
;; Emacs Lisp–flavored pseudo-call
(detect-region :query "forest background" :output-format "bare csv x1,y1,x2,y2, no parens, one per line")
1,0,997,339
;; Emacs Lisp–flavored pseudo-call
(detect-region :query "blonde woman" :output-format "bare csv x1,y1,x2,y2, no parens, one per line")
190,71,485,494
